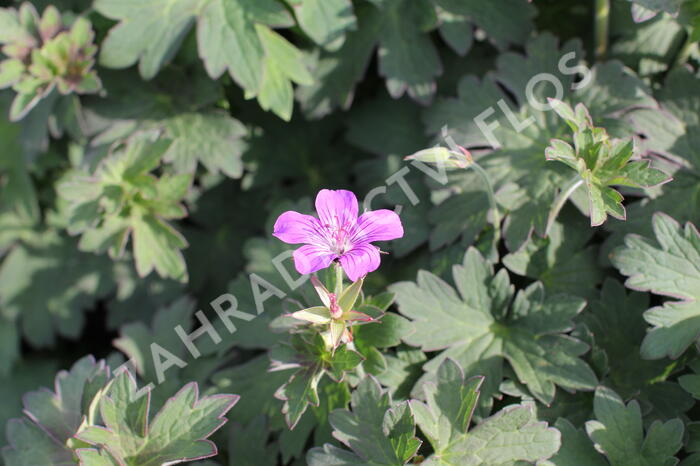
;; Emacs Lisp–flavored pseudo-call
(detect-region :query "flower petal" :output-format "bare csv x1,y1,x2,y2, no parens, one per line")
315,189,358,230
351,209,404,243
273,211,325,245
339,243,380,282
293,244,336,275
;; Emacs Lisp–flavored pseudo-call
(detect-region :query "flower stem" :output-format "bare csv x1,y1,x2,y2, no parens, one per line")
334,262,344,296
470,162,501,243
595,0,610,60
545,176,584,236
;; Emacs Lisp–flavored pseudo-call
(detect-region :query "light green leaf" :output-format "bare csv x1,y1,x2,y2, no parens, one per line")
160,111,247,178
339,276,363,312
291,0,357,50
20,356,109,443
2,357,110,466
546,100,671,226
75,448,121,465
256,25,314,121
353,312,413,349
96,0,311,119
59,136,191,282
292,306,332,324
132,214,189,283
197,0,294,91
605,67,700,246
9,88,44,122
0,7,26,43
0,58,24,88
410,359,482,456
94,0,200,79
328,347,364,381
426,406,560,465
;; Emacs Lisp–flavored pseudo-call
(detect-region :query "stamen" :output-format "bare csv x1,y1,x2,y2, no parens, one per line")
323,215,353,255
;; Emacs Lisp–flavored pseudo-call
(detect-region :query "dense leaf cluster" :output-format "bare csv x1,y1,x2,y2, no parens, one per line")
2,0,700,464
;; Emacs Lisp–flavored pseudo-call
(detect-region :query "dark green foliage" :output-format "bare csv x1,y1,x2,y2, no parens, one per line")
2,0,700,464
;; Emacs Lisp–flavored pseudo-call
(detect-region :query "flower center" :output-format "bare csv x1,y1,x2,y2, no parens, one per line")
324,215,353,255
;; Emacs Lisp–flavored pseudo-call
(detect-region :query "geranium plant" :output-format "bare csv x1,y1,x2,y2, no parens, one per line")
3,0,700,464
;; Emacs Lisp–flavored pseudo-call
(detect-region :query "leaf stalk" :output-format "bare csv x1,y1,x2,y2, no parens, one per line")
595,0,610,60
545,176,584,236
469,161,502,246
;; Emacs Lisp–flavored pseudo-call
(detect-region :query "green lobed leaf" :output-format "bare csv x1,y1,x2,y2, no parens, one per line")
390,247,597,405
307,375,421,465
549,418,607,465
503,211,603,299
228,416,278,466
95,0,310,120
290,0,357,50
0,232,114,348
271,332,362,429
611,213,700,359
411,358,561,465
432,0,535,50
627,0,684,15
585,386,684,466
3,418,74,466
545,100,671,226
94,0,200,79
579,279,673,398
605,67,700,248
424,34,657,250
2,356,110,465
77,371,239,465
159,111,248,178
58,135,191,282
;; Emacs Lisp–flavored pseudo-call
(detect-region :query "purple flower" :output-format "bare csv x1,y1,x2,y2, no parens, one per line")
273,189,404,281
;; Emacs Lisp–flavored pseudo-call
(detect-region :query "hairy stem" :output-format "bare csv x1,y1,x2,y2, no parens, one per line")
470,162,501,243
545,176,584,236
334,261,344,296
595,0,610,60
